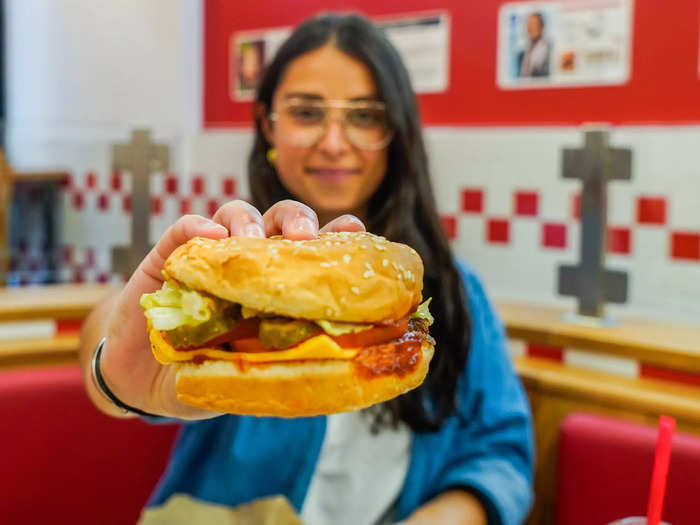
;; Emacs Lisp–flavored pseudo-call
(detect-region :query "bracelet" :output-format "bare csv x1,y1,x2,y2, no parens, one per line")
91,337,163,418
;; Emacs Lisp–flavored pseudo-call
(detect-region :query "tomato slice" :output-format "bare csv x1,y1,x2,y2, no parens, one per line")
331,317,409,348
231,337,270,353
211,317,410,353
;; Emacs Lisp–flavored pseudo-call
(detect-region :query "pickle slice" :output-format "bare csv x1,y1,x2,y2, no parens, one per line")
165,304,240,348
258,319,322,349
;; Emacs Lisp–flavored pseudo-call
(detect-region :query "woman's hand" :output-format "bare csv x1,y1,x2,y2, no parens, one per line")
82,199,364,420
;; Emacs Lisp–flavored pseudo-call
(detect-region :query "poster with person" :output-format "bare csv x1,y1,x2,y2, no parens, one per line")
229,11,450,101
230,29,289,101
497,0,632,89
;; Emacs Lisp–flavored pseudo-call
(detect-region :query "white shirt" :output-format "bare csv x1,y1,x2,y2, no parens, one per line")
301,409,412,525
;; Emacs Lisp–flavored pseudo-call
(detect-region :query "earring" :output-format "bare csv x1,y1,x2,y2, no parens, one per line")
266,148,277,165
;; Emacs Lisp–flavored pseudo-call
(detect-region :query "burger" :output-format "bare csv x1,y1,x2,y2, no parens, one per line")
140,231,434,417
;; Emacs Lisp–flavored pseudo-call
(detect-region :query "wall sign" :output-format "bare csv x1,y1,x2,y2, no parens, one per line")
498,0,633,89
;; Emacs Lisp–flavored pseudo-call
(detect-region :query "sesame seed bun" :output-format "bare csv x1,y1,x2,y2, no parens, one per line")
164,232,423,322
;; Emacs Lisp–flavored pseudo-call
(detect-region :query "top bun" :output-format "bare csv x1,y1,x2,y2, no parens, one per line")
164,231,423,323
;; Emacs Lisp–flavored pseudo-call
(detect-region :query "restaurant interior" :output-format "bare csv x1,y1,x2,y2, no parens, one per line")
1,1,699,524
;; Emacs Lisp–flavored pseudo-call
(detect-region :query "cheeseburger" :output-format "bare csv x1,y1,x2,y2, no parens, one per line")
140,231,434,417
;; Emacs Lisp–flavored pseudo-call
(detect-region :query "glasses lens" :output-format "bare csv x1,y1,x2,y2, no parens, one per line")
344,105,391,149
275,101,392,149
277,103,326,147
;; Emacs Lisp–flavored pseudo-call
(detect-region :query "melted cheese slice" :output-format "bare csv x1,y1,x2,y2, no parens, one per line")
150,329,359,365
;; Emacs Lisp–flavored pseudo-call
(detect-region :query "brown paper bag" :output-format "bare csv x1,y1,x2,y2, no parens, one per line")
137,493,305,525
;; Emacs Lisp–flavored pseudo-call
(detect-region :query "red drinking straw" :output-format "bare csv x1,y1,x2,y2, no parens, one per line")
646,415,676,525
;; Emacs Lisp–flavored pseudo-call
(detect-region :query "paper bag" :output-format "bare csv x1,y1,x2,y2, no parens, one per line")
137,493,305,525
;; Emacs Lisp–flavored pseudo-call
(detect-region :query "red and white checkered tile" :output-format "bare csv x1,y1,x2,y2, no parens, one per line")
10,126,698,325
57,170,242,285
441,188,699,263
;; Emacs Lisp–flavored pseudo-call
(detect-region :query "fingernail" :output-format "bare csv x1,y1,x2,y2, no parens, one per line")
198,217,228,235
291,217,315,235
344,216,364,227
244,223,265,238
212,223,229,235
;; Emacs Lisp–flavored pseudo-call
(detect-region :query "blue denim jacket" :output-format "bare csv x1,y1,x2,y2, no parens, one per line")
148,261,534,524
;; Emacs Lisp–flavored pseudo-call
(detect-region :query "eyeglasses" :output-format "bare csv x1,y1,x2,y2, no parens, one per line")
269,99,393,150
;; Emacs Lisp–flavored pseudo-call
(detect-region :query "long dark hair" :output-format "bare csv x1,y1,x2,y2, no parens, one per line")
248,13,471,433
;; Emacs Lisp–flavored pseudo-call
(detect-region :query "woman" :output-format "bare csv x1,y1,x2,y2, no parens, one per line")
80,14,533,525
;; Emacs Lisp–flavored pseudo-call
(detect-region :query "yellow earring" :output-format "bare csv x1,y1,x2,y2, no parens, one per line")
266,148,277,165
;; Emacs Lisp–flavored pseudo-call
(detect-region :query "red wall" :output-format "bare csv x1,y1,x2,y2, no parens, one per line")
204,0,700,127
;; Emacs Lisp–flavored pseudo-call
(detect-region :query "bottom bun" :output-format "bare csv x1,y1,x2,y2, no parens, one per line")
175,342,434,417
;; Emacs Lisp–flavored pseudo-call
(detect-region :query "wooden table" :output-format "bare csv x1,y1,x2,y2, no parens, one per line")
500,300,700,373
0,283,116,368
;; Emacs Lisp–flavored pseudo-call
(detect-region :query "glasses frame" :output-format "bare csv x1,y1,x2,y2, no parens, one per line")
268,99,394,151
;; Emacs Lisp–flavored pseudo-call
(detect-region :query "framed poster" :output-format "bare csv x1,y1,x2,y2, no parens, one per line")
230,28,290,101
498,0,633,89
228,11,449,101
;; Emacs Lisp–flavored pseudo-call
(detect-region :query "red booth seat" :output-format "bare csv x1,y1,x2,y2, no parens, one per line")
0,365,180,525
556,412,700,525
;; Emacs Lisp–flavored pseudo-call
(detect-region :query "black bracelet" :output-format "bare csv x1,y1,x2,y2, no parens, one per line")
91,337,164,418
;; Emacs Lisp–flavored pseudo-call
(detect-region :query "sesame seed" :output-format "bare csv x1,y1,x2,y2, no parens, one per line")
340,296,348,304
382,259,389,267
351,287,360,295
331,260,339,266
365,262,373,270
363,270,375,278
374,244,386,251
360,245,368,249
320,262,331,268
325,241,332,247
326,308,333,316
343,254,352,264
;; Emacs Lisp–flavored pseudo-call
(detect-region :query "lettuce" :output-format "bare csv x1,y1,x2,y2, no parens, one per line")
140,281,217,331
410,298,434,325
315,320,373,336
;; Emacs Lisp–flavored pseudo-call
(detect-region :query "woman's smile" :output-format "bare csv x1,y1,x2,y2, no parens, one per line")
304,166,362,182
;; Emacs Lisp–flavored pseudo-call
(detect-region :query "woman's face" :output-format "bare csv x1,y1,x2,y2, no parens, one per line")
265,43,389,220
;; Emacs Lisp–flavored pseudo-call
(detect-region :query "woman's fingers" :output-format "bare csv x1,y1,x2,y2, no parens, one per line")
137,201,365,286
212,200,265,237
139,214,229,282
319,214,366,234
262,200,319,240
